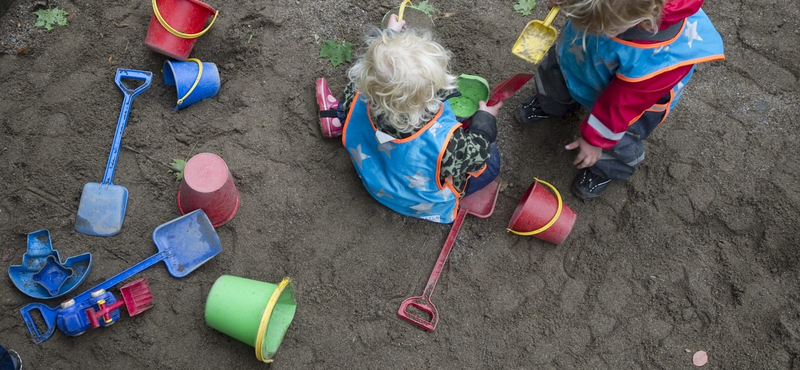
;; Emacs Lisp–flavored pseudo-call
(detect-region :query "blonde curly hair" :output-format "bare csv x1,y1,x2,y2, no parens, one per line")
347,28,458,133
557,0,666,36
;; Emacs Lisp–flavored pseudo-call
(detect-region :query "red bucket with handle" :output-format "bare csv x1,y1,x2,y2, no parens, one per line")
144,0,218,61
508,178,576,245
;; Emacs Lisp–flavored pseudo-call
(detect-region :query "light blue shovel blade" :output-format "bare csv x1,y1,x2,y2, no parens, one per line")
75,182,128,236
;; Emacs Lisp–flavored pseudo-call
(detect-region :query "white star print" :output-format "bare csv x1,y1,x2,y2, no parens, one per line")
428,121,444,137
404,170,430,189
435,187,452,199
410,202,434,214
348,144,370,169
377,141,395,158
653,45,670,56
684,20,703,48
376,188,394,199
569,42,585,64
595,56,618,72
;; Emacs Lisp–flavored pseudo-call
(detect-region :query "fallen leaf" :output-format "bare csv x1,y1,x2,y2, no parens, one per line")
693,350,708,367
14,46,28,55
2,247,14,262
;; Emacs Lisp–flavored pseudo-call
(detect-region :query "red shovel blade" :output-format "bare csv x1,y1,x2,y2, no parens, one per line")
486,73,534,106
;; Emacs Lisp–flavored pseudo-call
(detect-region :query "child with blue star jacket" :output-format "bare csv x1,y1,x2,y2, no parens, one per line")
315,14,502,224
516,0,724,200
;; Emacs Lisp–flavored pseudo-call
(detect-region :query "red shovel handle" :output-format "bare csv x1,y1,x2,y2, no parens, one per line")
397,295,438,331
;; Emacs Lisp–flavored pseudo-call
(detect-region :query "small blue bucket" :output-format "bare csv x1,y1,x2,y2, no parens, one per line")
163,58,220,110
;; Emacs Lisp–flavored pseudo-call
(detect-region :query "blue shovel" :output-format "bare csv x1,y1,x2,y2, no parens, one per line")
75,69,152,237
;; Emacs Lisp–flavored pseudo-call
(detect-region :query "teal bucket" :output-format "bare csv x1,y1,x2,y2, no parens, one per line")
163,58,220,110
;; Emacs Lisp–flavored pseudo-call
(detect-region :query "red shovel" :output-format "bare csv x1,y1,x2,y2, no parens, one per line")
397,178,501,331
486,73,534,107
461,73,534,129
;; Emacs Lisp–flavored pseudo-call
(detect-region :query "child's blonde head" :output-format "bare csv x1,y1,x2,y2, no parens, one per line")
558,0,665,36
348,29,458,133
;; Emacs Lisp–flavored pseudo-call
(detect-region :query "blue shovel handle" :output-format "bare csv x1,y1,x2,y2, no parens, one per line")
20,302,58,344
101,69,152,186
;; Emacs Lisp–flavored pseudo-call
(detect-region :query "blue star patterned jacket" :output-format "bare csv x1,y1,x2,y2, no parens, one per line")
342,92,461,224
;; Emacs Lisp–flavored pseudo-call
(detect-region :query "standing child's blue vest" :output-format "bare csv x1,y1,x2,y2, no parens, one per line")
342,93,461,224
558,8,725,122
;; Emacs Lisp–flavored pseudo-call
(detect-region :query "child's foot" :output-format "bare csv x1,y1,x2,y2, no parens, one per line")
572,168,612,200
515,96,552,125
316,78,343,138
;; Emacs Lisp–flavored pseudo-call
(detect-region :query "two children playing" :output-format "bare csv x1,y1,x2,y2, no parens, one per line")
316,0,724,223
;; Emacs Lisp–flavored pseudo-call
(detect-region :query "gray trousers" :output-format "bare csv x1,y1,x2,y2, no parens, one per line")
533,48,667,181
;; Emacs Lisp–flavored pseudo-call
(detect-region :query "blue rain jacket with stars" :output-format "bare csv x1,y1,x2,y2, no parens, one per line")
342,93,461,224
558,8,725,114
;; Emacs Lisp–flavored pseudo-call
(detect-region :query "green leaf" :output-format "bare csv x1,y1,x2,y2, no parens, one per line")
513,0,537,16
34,7,69,31
169,158,187,181
409,1,436,17
319,40,354,68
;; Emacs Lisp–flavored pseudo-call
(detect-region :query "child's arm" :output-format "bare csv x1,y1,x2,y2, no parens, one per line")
386,14,406,32
468,100,502,143
567,65,694,168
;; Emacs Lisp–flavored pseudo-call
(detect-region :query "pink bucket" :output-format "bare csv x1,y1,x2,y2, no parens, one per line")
177,153,239,227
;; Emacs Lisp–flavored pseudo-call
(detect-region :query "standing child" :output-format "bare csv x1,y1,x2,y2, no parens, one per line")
516,0,724,199
315,14,502,223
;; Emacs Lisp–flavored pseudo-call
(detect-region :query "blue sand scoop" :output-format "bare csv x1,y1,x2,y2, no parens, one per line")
8,230,92,299
75,69,152,237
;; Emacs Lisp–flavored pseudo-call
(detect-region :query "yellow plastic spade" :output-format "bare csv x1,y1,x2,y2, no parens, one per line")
512,6,560,64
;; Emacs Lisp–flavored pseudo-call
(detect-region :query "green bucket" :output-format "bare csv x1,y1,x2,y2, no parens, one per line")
450,74,490,119
204,275,297,363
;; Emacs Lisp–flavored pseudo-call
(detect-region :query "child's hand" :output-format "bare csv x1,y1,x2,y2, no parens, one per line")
566,137,602,169
386,14,406,32
548,0,560,9
478,100,502,117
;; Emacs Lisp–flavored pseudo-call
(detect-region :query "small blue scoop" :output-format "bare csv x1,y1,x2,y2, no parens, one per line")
8,230,92,299
75,69,152,237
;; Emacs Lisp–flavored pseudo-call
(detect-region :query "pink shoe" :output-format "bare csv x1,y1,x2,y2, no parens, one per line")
316,78,343,138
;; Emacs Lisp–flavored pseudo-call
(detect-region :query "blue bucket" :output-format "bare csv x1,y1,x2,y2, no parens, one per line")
163,58,220,110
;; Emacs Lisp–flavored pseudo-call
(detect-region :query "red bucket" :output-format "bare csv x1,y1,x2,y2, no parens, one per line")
144,0,218,61
507,178,577,245
177,153,239,227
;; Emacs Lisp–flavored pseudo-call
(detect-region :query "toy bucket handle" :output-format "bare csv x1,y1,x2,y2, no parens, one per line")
20,302,59,344
152,0,218,39
175,58,204,107
397,0,413,21
507,177,563,236
254,278,291,363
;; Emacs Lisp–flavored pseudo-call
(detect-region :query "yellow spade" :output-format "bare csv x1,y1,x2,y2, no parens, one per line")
512,5,561,64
